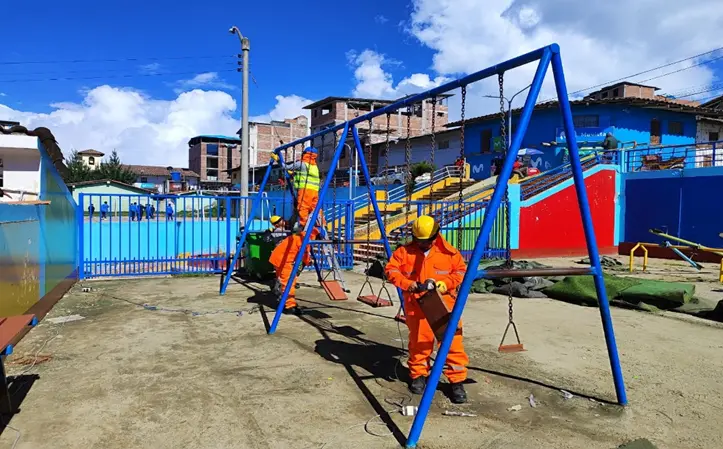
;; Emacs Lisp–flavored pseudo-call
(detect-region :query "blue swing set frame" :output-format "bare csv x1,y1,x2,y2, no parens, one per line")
220,43,627,449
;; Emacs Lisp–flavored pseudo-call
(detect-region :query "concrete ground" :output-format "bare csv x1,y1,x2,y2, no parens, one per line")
2,256,723,449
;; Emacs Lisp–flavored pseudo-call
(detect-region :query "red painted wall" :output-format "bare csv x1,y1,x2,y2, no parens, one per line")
516,170,617,258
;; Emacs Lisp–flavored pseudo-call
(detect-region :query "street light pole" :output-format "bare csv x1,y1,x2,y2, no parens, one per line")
483,84,531,149
230,26,250,223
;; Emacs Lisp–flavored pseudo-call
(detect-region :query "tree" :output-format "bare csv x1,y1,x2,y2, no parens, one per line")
64,150,92,183
94,150,136,184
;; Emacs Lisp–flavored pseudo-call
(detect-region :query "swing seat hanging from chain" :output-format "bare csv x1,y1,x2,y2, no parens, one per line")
498,320,525,352
356,279,393,308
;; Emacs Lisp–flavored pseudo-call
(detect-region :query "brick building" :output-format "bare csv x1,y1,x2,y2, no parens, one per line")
240,115,308,167
584,81,700,107
303,96,450,174
188,135,242,187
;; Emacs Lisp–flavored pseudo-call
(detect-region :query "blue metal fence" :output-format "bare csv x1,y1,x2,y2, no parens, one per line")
624,140,723,172
77,193,355,278
382,199,509,261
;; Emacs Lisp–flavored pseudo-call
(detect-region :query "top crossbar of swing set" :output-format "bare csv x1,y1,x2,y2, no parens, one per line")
228,44,627,449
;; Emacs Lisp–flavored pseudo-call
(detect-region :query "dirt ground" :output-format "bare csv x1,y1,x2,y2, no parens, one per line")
2,256,722,449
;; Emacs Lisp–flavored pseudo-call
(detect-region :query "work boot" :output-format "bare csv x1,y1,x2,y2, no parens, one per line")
450,382,467,404
409,376,427,395
283,306,303,316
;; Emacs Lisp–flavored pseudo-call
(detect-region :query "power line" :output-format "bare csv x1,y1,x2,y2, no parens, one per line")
0,54,235,66
0,68,237,83
1,62,236,78
537,45,723,103
637,53,723,84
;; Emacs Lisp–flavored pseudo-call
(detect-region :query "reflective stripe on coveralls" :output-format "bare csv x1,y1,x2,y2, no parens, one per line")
269,234,311,309
384,235,469,383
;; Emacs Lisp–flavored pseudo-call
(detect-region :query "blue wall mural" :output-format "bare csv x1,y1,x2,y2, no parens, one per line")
464,104,698,180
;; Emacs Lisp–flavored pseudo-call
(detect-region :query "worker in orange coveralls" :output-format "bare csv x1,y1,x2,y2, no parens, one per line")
384,215,469,403
269,232,311,316
271,146,320,231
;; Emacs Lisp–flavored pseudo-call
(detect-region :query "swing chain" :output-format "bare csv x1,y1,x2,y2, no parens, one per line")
498,72,515,326
384,113,391,221
457,86,466,250
429,97,437,209
405,109,412,239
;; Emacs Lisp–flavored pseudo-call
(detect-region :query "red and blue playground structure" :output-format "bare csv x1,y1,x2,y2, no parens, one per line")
219,43,628,448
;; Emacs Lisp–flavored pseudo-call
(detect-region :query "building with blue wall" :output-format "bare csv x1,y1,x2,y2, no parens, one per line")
453,96,722,180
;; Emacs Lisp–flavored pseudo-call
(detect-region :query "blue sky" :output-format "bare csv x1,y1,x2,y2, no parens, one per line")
1,0,433,116
1,0,721,167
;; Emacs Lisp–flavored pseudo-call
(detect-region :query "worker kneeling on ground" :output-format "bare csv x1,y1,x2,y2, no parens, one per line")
269,231,311,316
384,215,469,404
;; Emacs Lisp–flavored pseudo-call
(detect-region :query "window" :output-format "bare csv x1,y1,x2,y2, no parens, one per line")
573,115,600,128
612,88,620,98
709,131,720,142
140,177,148,183
480,129,492,153
88,156,95,165
438,140,450,150
206,169,218,181
206,157,219,169
206,143,219,156
437,111,445,117
313,109,318,118
601,92,608,99
322,107,332,115
668,121,684,136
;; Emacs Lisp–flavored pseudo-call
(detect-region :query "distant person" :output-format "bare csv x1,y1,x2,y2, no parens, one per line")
139,204,146,221
130,202,138,221
166,202,174,221
100,201,109,220
601,132,619,163
146,203,152,220
88,203,95,220
150,204,156,219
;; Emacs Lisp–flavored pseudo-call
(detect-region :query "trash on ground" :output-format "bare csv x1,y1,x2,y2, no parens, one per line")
561,390,574,400
507,404,522,412
443,410,477,417
529,394,537,408
402,406,418,416
47,314,85,324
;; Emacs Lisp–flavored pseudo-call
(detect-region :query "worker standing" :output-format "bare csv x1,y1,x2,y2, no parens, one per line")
271,147,320,230
384,215,469,403
269,231,311,316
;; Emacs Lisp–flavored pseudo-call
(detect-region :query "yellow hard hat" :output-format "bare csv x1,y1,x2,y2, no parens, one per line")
270,215,283,225
411,215,439,240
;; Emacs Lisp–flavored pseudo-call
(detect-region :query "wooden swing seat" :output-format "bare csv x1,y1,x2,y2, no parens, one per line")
357,295,392,308
498,343,525,353
321,280,348,301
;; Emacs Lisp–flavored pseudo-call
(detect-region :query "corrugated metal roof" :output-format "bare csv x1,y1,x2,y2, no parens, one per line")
126,165,200,178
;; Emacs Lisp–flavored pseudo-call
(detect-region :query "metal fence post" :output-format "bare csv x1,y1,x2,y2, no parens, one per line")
77,193,85,280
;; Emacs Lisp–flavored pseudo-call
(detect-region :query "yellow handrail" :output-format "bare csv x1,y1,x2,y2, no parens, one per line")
629,243,648,272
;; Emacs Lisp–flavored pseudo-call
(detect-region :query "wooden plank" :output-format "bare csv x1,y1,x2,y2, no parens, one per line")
0,314,36,354
321,281,348,301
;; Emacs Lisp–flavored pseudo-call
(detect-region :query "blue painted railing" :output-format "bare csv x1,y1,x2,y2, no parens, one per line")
624,140,723,172
77,193,354,278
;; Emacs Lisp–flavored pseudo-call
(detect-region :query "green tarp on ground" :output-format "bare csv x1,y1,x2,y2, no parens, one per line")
617,439,658,449
543,274,694,310
542,273,704,314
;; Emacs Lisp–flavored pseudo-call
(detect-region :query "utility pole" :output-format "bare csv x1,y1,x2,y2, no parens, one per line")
483,84,531,148
230,26,250,222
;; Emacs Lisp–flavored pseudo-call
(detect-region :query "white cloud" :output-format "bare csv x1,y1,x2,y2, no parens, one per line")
0,92,6,97
175,72,236,93
347,49,450,99
0,85,239,168
138,62,162,75
375,15,389,24
250,94,313,124
406,0,723,117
